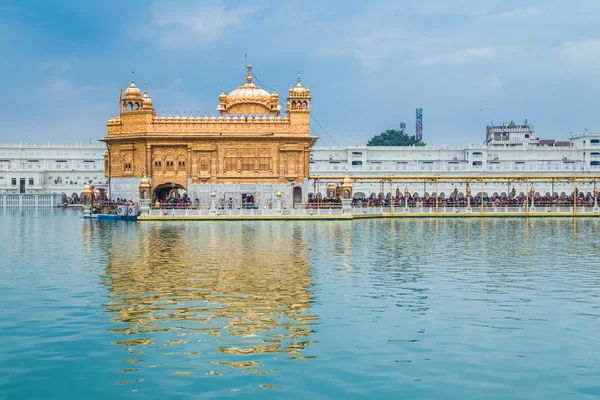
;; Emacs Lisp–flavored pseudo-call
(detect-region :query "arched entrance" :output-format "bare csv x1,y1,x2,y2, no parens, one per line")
293,186,302,205
153,183,187,201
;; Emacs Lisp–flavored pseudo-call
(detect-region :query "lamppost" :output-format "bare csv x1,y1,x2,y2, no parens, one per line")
594,187,599,212
466,185,472,212
530,185,536,211
209,189,217,215
404,186,410,212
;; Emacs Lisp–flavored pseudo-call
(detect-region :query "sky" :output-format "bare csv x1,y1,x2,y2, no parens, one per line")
0,0,599,147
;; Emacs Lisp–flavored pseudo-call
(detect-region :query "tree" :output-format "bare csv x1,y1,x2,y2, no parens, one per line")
366,129,425,146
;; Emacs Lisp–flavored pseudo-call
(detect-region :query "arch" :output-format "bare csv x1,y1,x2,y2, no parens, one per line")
353,192,366,199
302,101,307,110
293,187,302,204
153,182,187,201
127,102,133,111
134,102,140,110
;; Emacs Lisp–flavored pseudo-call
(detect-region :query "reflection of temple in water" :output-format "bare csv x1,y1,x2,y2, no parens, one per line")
97,222,316,373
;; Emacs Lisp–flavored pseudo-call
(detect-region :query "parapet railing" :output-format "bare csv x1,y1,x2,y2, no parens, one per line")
146,204,600,217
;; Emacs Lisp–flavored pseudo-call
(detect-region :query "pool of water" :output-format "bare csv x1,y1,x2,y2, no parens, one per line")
1,209,599,399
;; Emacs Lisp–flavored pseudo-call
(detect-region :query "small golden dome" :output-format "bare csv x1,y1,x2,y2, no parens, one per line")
288,71,310,97
140,177,150,186
142,84,153,109
276,190,282,198
342,175,352,185
124,72,141,98
219,86,227,102
211,190,217,198
327,182,335,189
82,183,93,193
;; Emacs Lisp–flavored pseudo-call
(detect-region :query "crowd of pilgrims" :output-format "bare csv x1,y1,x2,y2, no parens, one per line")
77,190,598,209
307,191,599,208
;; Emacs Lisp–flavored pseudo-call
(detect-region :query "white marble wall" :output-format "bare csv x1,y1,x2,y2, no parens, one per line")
187,179,309,207
110,178,141,202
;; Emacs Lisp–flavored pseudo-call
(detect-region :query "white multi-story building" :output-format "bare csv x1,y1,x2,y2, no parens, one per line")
0,143,106,195
309,131,600,197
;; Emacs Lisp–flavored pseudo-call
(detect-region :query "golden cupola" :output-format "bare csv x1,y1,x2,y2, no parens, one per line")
287,72,311,112
270,85,279,108
218,65,280,116
124,72,141,99
142,84,153,110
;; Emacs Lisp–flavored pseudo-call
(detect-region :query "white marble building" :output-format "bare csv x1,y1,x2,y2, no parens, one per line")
0,143,106,195
309,131,600,197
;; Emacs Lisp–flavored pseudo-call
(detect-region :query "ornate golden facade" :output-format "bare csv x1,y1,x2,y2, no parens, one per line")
101,67,317,200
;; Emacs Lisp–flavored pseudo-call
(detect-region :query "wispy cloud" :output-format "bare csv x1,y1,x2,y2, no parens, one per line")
415,46,522,67
556,38,600,69
140,2,256,49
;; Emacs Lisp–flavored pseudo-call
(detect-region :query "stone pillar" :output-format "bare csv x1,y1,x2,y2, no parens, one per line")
81,183,93,219
275,190,283,215
209,190,218,215
466,186,472,212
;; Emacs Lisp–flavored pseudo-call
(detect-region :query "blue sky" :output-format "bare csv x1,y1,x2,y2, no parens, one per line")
0,0,599,146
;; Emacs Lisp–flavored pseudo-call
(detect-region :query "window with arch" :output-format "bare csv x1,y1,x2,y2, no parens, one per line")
127,103,132,111
154,160,162,169
199,157,209,172
258,157,271,171
178,160,185,168
124,162,132,172
166,160,174,171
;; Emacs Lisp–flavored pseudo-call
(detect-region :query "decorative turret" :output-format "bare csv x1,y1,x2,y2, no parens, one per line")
286,71,311,125
122,71,142,112
341,175,353,199
142,83,154,111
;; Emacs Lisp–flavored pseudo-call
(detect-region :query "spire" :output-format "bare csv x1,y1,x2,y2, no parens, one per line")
144,83,147,95
246,65,253,84
131,71,135,84
297,71,301,84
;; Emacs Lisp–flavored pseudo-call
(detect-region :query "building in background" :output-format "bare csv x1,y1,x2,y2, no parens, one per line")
101,67,316,205
309,131,600,197
0,143,105,195
485,120,538,146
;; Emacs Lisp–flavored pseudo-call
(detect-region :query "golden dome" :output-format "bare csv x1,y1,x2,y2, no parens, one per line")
140,177,150,186
288,72,310,97
124,72,141,99
219,86,228,102
342,175,352,185
82,183,93,193
142,84,153,109
223,65,272,111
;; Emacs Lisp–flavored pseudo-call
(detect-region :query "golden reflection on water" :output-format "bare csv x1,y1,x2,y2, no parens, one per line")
97,222,317,377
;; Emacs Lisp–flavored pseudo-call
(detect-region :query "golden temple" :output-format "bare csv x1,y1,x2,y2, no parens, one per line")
100,66,317,203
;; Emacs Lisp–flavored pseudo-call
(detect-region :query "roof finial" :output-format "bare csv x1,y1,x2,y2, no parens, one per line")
221,85,225,93
131,71,135,84
297,71,301,83
273,84,277,93
144,83,147,94
246,65,252,84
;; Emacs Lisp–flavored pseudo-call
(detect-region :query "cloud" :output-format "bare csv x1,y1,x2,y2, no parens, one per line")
556,38,600,69
40,60,71,73
416,46,522,67
141,2,256,49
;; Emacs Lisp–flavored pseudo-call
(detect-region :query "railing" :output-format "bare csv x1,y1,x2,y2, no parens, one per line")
0,194,62,208
144,204,599,217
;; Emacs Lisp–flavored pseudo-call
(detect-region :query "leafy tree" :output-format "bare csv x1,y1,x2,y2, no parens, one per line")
367,129,425,146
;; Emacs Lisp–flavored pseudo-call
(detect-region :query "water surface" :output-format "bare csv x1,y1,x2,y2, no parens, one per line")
1,209,599,399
